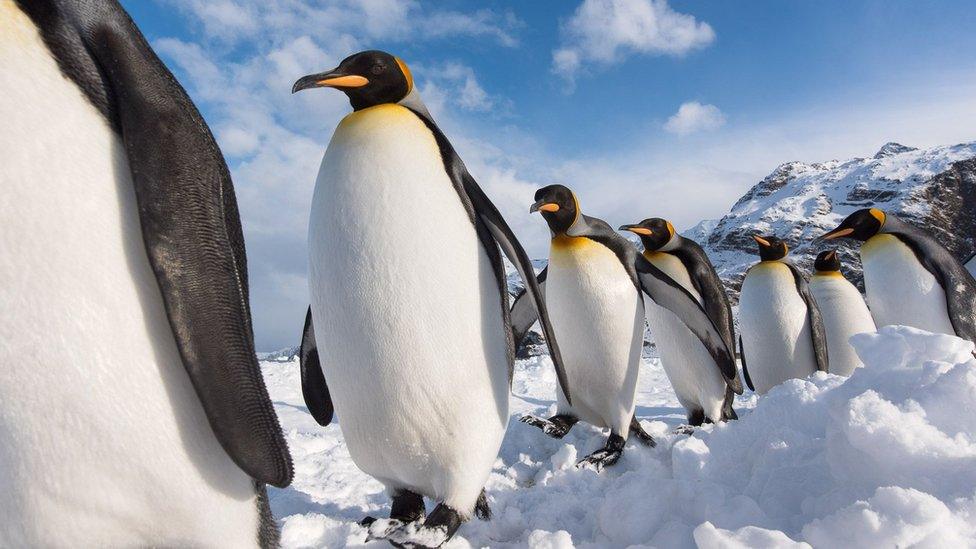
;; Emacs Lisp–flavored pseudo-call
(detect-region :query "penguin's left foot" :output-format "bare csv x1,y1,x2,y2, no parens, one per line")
577,433,625,471
673,425,696,435
381,503,463,549
630,416,656,447
520,413,578,439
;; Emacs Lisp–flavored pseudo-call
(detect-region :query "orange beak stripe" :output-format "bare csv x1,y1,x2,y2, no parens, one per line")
822,228,854,240
753,235,771,246
628,227,653,236
538,203,560,213
316,75,369,88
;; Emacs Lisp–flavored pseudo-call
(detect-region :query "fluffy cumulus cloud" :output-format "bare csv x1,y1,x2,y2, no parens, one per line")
553,0,714,81
664,101,726,135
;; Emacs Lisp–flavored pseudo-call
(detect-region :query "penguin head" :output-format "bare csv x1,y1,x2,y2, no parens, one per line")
619,218,675,251
753,234,788,261
814,249,841,273
820,208,886,242
530,185,578,235
292,50,413,111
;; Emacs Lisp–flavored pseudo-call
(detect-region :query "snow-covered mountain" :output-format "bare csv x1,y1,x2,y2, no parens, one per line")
688,141,976,300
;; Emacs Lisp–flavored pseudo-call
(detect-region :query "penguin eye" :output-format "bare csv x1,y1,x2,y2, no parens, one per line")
370,63,385,75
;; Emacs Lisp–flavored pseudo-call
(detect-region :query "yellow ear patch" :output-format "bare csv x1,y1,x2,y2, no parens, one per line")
869,208,886,227
395,57,414,93
666,220,675,238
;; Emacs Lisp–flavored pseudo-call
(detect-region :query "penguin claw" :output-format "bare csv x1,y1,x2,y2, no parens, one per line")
576,448,622,471
519,414,576,439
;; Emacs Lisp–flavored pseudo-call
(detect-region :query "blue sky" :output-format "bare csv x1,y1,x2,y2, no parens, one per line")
122,0,976,350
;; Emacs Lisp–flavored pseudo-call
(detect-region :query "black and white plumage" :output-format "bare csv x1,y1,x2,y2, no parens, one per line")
516,186,736,465
294,50,567,547
1,1,291,546
739,236,829,394
619,218,742,425
808,250,877,377
821,208,976,343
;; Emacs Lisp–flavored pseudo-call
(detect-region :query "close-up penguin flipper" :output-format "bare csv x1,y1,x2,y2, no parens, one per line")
20,0,293,488
410,111,572,403
785,262,830,373
634,256,738,382
510,266,548,346
300,307,334,426
739,335,755,392
885,227,976,343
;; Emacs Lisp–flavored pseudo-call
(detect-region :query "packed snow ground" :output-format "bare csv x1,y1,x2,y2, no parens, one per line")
264,326,976,548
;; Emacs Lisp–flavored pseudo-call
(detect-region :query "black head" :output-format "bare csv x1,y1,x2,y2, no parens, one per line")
820,208,886,242
530,185,578,235
753,234,788,261
292,50,413,111
618,218,675,251
814,249,841,272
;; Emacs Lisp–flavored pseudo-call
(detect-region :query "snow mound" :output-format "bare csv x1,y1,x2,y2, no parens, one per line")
265,326,976,547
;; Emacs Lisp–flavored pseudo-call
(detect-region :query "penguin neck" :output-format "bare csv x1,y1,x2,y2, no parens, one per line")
814,270,843,278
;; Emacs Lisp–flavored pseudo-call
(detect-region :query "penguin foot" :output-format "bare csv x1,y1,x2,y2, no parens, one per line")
381,503,462,549
630,416,656,447
474,490,491,521
520,413,578,439
391,489,426,523
673,425,696,435
577,433,626,471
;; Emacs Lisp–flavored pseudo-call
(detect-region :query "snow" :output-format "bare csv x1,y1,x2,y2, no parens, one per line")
263,325,976,547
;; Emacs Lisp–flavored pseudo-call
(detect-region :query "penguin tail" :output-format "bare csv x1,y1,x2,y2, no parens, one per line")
475,490,492,521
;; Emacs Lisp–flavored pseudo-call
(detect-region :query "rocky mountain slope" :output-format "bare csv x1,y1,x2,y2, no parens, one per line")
687,141,976,299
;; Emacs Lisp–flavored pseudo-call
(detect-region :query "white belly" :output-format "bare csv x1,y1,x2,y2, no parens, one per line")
643,253,728,421
0,6,259,547
739,262,818,394
861,234,954,335
809,274,877,376
545,237,644,435
307,104,509,513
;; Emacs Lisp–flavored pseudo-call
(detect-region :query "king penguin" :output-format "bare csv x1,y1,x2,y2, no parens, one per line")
820,208,976,343
0,1,292,547
738,235,829,394
292,51,568,547
619,218,742,426
808,250,877,376
513,186,736,467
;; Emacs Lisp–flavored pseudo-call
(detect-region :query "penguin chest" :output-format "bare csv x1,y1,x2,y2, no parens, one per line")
739,263,817,393
809,275,876,376
546,237,644,426
861,234,953,334
307,104,509,500
642,253,725,413
0,8,259,547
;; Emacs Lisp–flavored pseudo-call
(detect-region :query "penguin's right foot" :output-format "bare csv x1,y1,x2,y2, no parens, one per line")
381,503,463,549
519,413,578,439
577,433,625,471
673,425,696,435
390,489,426,523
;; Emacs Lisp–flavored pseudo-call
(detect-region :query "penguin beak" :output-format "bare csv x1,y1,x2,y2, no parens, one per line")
819,227,854,241
530,200,560,214
825,250,837,260
752,235,771,247
619,224,653,236
292,70,369,93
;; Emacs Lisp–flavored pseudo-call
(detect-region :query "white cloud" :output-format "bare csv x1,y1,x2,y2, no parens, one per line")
553,0,714,81
664,101,726,135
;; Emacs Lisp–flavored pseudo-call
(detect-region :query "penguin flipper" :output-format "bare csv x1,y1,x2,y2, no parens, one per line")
510,266,548,346
634,256,738,383
888,228,976,344
301,307,334,426
81,8,292,487
673,240,743,394
740,335,755,392
786,262,829,373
